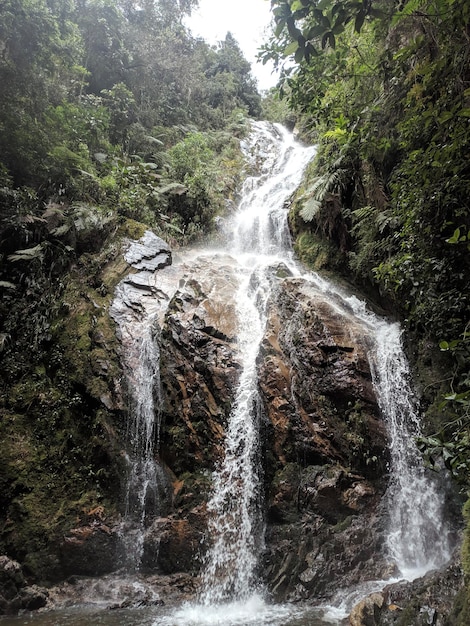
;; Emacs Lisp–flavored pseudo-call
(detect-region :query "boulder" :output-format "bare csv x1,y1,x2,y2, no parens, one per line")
349,592,385,625
259,277,390,600
0,556,48,615
59,521,121,577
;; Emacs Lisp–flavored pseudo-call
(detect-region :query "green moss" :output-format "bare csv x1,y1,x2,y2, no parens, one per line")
117,218,148,240
449,587,470,626
293,231,343,272
0,226,130,582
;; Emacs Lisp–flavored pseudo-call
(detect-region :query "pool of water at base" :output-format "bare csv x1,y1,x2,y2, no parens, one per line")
0,599,346,626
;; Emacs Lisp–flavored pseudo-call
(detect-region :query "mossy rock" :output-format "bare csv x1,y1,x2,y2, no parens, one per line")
293,231,343,271
0,223,136,583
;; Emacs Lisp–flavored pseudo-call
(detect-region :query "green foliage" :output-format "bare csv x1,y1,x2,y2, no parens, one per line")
261,0,386,69
0,0,260,263
164,130,242,239
417,330,470,485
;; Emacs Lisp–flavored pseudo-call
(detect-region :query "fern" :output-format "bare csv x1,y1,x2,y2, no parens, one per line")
352,205,376,221
299,164,349,223
300,197,322,221
392,0,425,24
8,244,45,263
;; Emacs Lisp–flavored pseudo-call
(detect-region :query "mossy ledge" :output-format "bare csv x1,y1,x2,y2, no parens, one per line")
0,218,149,583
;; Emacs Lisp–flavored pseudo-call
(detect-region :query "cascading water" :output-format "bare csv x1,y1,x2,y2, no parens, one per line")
198,268,269,606
230,122,313,257
110,235,173,570
371,321,452,578
119,316,164,568
196,124,316,608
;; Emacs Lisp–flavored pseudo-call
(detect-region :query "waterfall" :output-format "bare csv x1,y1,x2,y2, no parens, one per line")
371,321,452,578
199,268,269,605
196,123,316,607
110,233,172,570
119,316,166,568
230,122,314,257
105,122,452,625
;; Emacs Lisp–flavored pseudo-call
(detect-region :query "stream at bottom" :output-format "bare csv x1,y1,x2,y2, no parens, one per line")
0,604,345,626
0,592,352,626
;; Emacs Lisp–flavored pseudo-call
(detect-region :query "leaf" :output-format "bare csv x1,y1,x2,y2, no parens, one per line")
321,32,335,49
275,20,286,36
284,40,299,56
446,227,461,244
438,111,453,123
51,224,73,236
354,10,366,32
305,24,327,40
287,18,301,38
332,20,345,35
144,135,164,146
324,128,347,140
8,244,44,262
300,197,322,222
0,281,16,290
295,46,305,63
369,7,386,18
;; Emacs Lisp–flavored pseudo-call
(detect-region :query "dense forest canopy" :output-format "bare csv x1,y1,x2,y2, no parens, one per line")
0,0,261,237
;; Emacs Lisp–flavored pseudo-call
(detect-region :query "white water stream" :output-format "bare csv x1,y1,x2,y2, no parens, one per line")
110,313,163,568
86,121,453,626
168,121,451,624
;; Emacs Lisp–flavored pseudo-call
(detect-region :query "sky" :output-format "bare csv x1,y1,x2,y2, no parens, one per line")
186,0,278,91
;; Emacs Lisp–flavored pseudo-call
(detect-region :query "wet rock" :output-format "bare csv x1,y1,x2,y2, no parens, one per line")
124,231,171,271
258,277,390,600
59,522,121,577
0,556,48,615
265,504,391,603
142,507,207,574
159,256,242,474
259,278,387,475
111,231,173,325
374,558,464,625
349,592,385,625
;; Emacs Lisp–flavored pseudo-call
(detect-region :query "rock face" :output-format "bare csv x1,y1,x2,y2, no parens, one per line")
257,276,390,601
3,227,452,619
159,254,242,475
348,558,464,625
0,556,48,615
154,260,391,600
